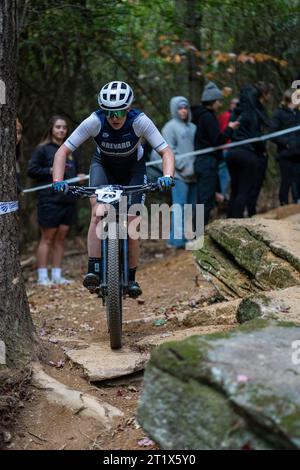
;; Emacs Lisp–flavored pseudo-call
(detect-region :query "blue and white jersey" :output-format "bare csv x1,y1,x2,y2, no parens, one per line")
94,109,142,159
65,109,167,162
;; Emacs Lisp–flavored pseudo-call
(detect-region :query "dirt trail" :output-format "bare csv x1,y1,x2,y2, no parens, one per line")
9,241,227,450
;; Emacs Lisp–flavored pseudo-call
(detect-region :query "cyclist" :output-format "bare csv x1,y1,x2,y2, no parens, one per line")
52,81,175,298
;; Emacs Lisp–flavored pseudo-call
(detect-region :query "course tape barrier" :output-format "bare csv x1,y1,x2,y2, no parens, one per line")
22,124,300,194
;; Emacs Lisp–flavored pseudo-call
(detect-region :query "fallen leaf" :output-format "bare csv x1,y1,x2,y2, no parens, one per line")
241,442,253,450
49,360,64,368
237,374,249,383
153,319,167,326
279,305,290,313
138,437,154,447
49,337,58,344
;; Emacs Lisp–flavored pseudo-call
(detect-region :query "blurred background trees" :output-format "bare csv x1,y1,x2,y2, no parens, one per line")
16,0,300,240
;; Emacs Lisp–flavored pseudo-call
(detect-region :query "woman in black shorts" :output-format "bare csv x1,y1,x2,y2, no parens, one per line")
28,115,84,285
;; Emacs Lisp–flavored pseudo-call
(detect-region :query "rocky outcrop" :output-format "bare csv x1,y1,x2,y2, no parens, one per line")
196,218,300,298
65,343,149,382
236,286,300,324
136,325,235,352
176,299,240,327
138,212,300,450
138,320,300,450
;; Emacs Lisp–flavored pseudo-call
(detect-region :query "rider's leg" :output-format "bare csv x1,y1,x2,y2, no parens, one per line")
88,198,102,257
84,156,111,292
84,199,106,291
127,214,142,297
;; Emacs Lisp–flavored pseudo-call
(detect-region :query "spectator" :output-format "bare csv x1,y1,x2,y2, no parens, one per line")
161,96,197,248
217,97,239,199
193,81,239,225
28,115,85,285
226,85,269,218
270,89,300,205
246,82,270,216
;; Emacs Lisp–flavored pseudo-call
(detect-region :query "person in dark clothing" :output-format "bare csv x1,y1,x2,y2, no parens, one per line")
28,115,85,285
227,84,269,218
217,98,239,200
270,89,300,205
246,82,270,216
192,81,239,225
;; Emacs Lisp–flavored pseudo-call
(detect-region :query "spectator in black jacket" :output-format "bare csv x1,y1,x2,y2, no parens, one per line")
227,84,269,218
270,89,300,205
28,115,85,285
193,82,239,225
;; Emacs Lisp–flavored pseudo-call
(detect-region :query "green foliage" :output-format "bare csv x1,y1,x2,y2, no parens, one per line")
17,0,300,239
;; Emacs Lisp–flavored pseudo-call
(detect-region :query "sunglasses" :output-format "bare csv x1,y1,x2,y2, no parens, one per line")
104,109,127,119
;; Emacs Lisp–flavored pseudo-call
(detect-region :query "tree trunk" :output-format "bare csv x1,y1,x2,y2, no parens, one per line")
176,0,204,105
0,0,38,367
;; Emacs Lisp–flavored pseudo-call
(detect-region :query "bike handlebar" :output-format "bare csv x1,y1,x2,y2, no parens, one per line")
65,182,160,198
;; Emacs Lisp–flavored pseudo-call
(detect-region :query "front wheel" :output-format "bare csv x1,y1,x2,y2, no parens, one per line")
106,225,122,349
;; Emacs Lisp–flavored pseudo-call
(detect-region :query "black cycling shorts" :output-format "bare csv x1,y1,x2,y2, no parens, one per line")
89,155,147,206
38,201,77,228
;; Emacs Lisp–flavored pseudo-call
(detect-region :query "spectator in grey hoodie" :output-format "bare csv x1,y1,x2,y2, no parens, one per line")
161,96,197,248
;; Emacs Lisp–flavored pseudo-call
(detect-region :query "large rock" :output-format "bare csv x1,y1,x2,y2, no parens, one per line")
177,299,240,327
195,236,260,298
196,219,300,296
255,204,300,221
236,286,300,324
138,321,300,449
240,218,300,273
136,325,235,352
65,344,149,381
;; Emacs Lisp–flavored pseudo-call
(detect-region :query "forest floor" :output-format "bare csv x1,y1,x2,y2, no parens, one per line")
5,237,231,451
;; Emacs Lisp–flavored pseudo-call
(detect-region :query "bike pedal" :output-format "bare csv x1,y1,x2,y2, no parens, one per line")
83,273,100,293
127,282,143,299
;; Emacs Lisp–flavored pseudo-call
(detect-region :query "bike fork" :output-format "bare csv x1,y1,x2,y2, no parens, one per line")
100,237,107,305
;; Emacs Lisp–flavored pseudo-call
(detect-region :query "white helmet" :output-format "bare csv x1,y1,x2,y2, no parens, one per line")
98,81,134,111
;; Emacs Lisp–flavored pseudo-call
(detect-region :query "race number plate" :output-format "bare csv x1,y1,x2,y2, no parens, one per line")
95,187,123,203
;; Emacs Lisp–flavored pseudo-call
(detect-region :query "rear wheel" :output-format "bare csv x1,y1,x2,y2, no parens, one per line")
106,224,122,349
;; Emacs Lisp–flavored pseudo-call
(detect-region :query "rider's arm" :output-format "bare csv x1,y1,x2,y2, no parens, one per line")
53,144,72,181
134,113,175,177
158,145,175,178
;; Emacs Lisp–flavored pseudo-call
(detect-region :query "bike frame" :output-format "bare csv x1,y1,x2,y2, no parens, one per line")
64,183,159,348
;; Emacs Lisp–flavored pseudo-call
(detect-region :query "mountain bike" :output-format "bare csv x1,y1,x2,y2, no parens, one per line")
66,183,159,349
